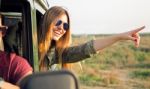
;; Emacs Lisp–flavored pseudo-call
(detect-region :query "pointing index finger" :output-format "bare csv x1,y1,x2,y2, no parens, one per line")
132,26,145,34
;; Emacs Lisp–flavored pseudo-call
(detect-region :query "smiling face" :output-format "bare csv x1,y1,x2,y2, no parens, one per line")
39,6,72,71
52,14,68,41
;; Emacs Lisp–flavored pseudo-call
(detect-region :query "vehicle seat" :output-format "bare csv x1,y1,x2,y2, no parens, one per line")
19,70,80,89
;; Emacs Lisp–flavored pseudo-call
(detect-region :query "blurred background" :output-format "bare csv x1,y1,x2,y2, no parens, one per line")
48,0,150,34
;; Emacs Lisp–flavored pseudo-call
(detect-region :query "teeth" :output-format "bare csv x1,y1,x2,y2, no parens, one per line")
54,31,60,35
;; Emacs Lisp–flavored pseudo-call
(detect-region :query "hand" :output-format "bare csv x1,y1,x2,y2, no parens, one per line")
1,81,20,89
118,26,145,47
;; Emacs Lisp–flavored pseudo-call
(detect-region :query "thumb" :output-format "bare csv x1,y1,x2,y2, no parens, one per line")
128,36,136,41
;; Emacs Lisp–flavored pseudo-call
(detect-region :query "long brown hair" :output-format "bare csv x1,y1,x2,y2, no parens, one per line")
38,6,71,71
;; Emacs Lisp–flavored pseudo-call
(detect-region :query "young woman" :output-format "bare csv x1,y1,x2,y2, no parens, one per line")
38,6,145,71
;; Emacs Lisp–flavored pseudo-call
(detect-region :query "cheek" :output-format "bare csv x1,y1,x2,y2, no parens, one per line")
63,30,66,35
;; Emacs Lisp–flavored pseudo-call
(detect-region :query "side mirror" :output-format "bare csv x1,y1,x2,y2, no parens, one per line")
20,70,80,89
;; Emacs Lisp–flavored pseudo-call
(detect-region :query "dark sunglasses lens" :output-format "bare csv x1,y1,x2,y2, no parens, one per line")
55,20,62,26
63,23,69,30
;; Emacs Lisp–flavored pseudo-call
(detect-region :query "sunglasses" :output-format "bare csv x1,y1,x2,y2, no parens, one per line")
55,20,69,31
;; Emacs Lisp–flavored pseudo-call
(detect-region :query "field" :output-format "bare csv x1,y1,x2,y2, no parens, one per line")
71,33,150,89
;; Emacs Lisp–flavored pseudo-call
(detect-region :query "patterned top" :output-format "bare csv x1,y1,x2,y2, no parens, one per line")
46,40,96,69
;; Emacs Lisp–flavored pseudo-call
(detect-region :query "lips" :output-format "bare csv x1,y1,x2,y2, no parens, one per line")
54,30,61,36
52,27,66,40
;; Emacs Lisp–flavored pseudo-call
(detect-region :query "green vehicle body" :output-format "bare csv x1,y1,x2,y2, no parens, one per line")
0,0,49,72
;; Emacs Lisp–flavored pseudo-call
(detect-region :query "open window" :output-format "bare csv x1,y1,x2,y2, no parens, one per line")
1,12,23,55
1,0,30,61
0,0,48,71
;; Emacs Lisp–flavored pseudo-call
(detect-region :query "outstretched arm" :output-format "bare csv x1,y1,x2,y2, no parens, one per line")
93,26,145,51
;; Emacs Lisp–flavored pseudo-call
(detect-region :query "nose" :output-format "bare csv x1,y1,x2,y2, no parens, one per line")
57,24,66,33
57,23,63,30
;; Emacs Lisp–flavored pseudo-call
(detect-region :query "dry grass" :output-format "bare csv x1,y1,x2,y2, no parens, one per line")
72,34,150,89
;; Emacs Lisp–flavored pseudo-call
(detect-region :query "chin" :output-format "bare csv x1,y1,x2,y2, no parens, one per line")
52,36,60,41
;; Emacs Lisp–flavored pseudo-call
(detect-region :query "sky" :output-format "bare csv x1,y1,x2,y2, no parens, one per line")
48,0,150,34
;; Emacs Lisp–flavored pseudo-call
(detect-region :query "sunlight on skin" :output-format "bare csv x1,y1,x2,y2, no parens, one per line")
118,26,145,48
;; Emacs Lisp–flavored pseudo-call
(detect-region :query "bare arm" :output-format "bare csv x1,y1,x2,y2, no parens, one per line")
93,26,145,51
1,81,20,89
